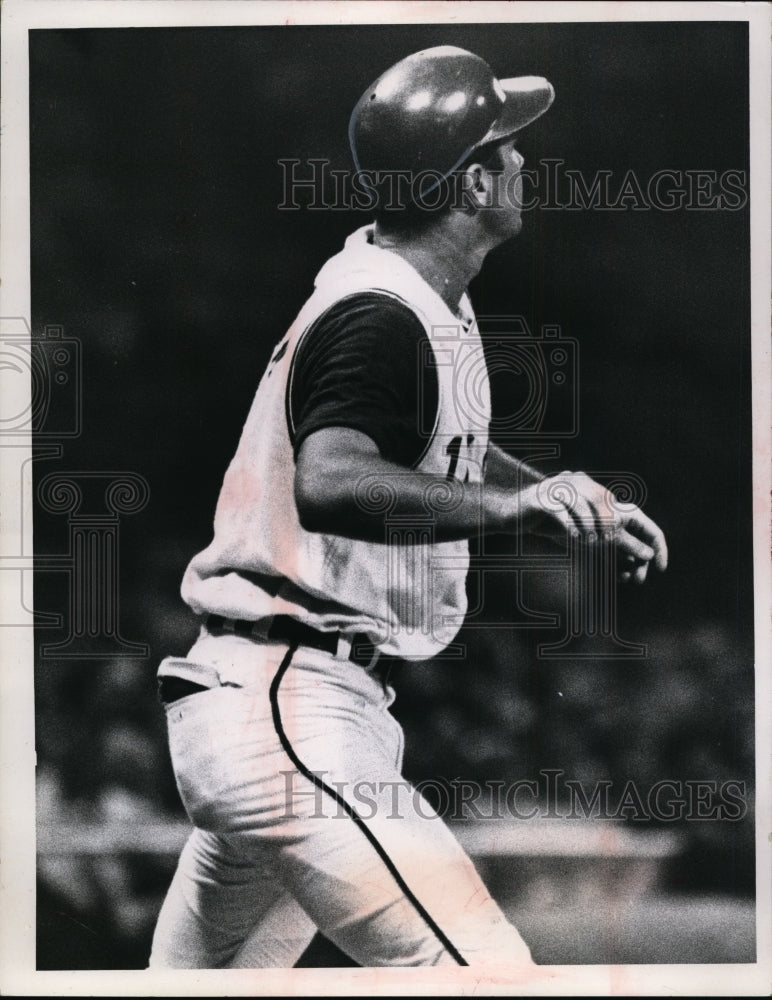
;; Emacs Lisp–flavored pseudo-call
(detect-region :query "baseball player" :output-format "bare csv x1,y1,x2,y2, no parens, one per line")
149,46,667,969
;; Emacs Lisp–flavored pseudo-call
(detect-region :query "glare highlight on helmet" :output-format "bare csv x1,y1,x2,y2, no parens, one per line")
406,89,433,112
443,91,467,113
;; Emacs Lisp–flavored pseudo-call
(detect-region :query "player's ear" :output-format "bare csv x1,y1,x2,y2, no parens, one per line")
458,161,494,211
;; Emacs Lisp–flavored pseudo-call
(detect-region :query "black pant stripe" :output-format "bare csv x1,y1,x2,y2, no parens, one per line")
269,644,468,967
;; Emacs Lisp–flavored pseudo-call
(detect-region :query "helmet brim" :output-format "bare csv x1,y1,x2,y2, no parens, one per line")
478,75,556,148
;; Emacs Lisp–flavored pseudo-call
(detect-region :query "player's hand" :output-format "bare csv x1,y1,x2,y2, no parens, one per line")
520,471,668,582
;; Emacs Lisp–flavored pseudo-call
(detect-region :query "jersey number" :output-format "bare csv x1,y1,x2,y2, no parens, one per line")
446,434,475,482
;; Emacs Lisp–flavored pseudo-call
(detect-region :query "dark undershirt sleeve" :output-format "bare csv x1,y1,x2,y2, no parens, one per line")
288,293,439,469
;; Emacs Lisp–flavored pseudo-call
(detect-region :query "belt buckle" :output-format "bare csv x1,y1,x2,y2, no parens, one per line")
346,636,380,670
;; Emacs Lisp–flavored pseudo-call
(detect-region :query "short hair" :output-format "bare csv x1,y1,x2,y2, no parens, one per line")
371,139,508,236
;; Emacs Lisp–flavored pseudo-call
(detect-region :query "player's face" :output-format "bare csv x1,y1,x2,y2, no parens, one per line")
486,137,526,240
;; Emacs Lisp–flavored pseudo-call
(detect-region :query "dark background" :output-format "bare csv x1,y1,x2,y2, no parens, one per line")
30,22,754,968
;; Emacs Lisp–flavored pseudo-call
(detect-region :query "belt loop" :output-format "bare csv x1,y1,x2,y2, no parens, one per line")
378,661,393,695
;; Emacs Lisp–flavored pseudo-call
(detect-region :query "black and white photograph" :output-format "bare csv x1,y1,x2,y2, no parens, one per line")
0,1,770,995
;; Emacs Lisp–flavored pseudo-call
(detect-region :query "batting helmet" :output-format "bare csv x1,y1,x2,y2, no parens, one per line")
349,46,554,192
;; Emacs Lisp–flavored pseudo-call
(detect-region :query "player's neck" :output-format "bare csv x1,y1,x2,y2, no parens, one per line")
373,219,491,314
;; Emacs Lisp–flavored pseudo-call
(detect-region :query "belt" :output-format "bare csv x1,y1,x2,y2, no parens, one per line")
205,613,380,669
158,615,386,707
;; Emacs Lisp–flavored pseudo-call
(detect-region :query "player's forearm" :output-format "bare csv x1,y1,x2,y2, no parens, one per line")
484,442,546,489
294,430,667,572
295,436,530,543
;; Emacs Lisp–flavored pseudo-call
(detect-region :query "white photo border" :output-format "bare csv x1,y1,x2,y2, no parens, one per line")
1,1,769,995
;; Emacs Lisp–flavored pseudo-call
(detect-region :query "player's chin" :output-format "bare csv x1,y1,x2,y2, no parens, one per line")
489,209,523,244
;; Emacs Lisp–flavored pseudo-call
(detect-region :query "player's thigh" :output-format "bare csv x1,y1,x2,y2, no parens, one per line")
274,771,533,968
228,888,316,969
149,828,313,969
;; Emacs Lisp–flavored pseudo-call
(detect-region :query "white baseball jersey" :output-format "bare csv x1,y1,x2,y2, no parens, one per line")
181,225,491,660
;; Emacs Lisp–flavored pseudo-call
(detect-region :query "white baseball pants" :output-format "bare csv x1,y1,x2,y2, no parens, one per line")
149,632,533,968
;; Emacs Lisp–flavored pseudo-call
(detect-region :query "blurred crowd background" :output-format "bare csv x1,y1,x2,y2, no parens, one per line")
28,21,754,968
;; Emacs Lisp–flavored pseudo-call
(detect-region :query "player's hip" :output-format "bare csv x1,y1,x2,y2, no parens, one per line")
160,643,403,834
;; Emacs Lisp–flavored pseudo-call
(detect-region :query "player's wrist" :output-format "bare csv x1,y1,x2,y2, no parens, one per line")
484,483,537,534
